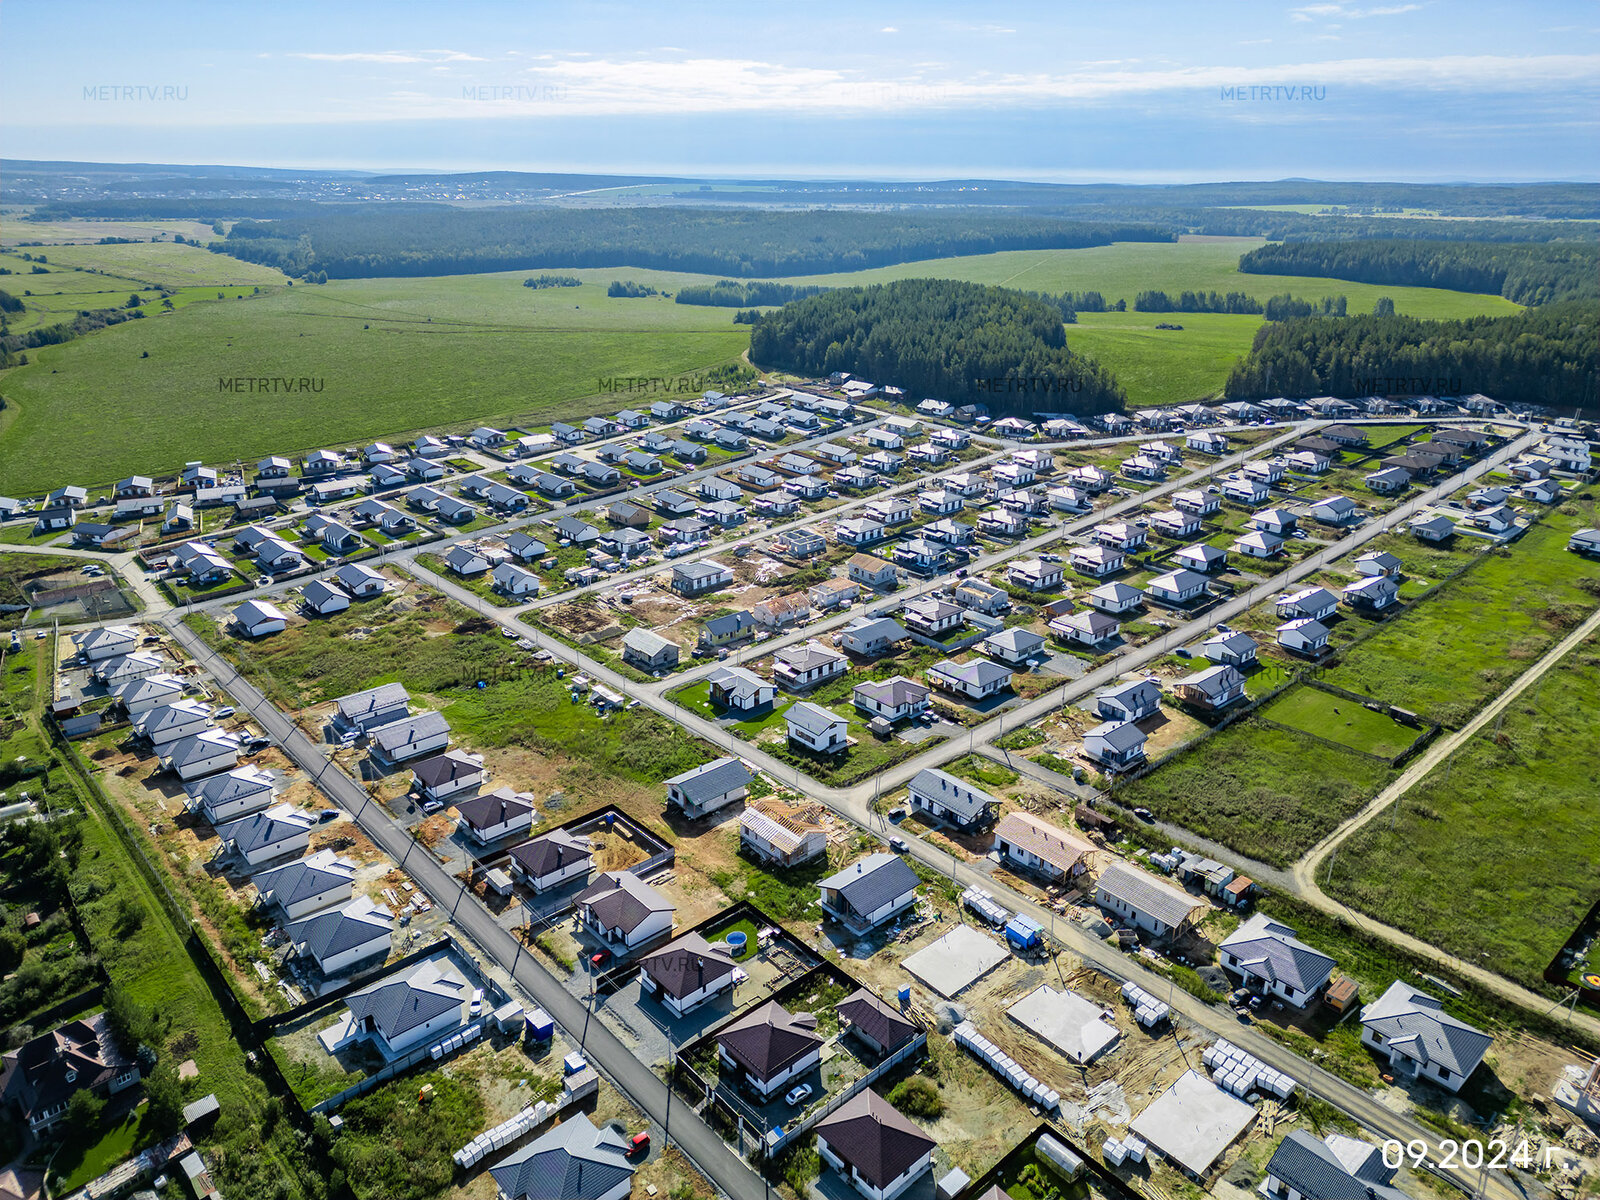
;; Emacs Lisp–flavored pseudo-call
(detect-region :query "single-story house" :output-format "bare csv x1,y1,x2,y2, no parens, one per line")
818,853,920,933
908,767,999,830
665,756,754,819
287,895,392,976
994,812,1095,883
1095,862,1205,938
577,871,674,949
1081,720,1147,771
454,788,536,843
927,658,1011,702
815,1088,936,1200
1095,678,1161,722
717,1000,824,1099
638,933,740,1017
508,828,593,893
1359,981,1493,1093
411,749,487,803
1219,913,1335,1008
216,802,315,866
1172,664,1247,710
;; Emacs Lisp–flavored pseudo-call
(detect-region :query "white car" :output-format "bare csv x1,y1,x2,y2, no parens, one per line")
213,706,236,719
784,1084,813,1106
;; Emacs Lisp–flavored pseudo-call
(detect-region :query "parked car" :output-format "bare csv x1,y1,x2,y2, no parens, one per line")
1132,807,1155,822
318,808,340,822
213,706,236,719
591,948,613,969
785,1084,814,1106
889,837,909,854
469,988,484,1017
420,798,444,815
627,1132,651,1158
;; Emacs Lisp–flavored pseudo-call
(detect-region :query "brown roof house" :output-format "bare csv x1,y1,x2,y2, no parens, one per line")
638,932,741,1017
577,871,674,951
715,1000,824,1099
1,1013,141,1133
816,1088,937,1200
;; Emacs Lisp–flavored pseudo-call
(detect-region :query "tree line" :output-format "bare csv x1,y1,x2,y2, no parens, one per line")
675,279,831,306
606,279,659,297
522,274,580,288
211,207,1174,279
1223,301,1598,410
748,278,1126,417
1135,289,1264,314
1238,239,1599,305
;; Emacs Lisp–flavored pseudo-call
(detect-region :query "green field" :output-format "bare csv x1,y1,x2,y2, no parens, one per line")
1326,637,1600,990
0,232,1526,492
1258,684,1420,759
0,265,748,493
1321,500,1600,727
1114,719,1394,867
1,216,223,244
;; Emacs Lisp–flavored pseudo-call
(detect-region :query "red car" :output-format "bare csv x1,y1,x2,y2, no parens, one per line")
627,1132,650,1158
591,948,613,969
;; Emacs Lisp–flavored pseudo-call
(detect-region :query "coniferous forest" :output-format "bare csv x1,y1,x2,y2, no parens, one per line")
1223,301,1598,409
748,278,1126,415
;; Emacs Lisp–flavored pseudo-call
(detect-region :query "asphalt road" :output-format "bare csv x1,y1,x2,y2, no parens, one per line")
167,620,762,1200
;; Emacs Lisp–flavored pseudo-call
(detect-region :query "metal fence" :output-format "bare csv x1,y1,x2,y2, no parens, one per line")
762,1030,929,1157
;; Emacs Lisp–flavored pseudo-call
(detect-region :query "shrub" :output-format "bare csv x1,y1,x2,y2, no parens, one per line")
887,1076,945,1119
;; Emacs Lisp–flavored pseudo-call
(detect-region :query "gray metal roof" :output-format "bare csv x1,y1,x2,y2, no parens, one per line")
343,958,470,1044
287,895,391,963
1360,981,1493,1077
1266,1132,1410,1200
335,682,409,724
254,849,357,908
909,768,998,820
488,1113,634,1200
786,701,844,736
1220,914,1335,993
1096,862,1200,928
370,711,450,755
666,756,753,804
819,853,919,914
219,802,313,852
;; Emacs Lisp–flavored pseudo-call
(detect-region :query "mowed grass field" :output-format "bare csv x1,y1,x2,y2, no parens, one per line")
0,264,748,492
0,230,1525,491
1326,636,1600,990
1258,685,1419,759
1321,499,1600,727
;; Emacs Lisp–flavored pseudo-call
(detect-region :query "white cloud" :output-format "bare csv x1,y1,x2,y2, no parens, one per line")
881,26,899,34
288,49,486,64
1290,3,1420,18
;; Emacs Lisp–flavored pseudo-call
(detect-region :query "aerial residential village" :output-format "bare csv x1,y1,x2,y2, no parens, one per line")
3,376,1600,1200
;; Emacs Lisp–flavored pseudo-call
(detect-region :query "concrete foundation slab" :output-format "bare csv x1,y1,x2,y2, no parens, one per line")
902,924,1008,998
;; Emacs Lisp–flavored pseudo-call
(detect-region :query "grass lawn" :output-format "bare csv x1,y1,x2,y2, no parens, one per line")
52,1106,164,1192
702,916,761,959
707,846,836,923
1257,685,1420,759
1325,636,1600,991
1114,719,1394,867
1320,500,1600,727
438,668,713,784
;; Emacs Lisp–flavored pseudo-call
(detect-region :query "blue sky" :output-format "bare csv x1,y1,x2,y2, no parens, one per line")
3,0,1596,181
